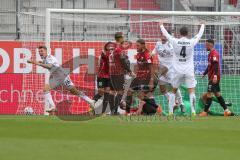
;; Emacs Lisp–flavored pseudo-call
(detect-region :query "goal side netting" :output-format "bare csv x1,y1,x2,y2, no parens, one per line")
16,9,240,115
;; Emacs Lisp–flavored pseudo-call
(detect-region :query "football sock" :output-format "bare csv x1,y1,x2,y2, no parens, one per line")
189,93,196,113
44,92,55,108
168,93,175,114
217,96,227,110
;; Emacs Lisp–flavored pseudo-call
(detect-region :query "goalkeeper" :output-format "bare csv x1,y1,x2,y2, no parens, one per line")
27,45,96,112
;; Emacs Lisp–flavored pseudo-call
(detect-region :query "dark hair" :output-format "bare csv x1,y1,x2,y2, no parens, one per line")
114,32,123,40
136,39,145,45
180,26,188,36
206,39,214,45
104,42,115,51
38,45,47,50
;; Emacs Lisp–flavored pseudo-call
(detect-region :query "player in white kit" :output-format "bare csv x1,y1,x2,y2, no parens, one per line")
152,33,186,113
27,46,96,113
160,22,205,116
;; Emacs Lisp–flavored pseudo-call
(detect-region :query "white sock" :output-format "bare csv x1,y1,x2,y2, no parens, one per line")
164,92,170,101
44,92,55,108
168,93,175,114
224,109,230,112
78,92,93,104
189,93,196,114
176,89,184,105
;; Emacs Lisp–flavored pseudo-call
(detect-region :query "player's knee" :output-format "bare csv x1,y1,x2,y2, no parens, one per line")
188,88,195,94
159,85,167,94
172,88,178,94
127,90,132,96
117,90,123,95
214,92,221,97
206,92,213,98
69,87,78,95
43,84,51,93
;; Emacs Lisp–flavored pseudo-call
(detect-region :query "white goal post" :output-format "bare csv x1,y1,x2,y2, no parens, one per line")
45,9,240,51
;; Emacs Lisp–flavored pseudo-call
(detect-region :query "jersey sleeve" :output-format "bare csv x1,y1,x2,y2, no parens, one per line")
160,25,175,44
191,24,205,46
151,41,161,56
46,56,60,67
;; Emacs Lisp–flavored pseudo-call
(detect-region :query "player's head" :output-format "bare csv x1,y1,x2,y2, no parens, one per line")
115,32,124,43
104,42,115,52
136,39,146,52
38,45,48,59
205,39,215,51
179,26,188,37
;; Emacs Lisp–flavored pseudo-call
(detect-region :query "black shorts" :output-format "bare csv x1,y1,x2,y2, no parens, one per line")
110,75,125,91
131,78,158,92
142,98,158,115
97,77,110,88
207,81,220,93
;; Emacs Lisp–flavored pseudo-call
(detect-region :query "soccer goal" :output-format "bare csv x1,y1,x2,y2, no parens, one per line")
17,9,240,115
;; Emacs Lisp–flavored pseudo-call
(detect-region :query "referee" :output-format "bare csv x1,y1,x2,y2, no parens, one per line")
199,39,233,116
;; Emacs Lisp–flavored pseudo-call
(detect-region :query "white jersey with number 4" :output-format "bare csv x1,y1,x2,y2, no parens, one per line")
160,24,205,74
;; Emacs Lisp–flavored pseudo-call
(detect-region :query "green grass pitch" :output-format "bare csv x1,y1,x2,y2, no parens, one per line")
0,116,239,160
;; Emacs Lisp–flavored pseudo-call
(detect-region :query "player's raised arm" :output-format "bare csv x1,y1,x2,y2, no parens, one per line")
159,22,174,43
192,23,205,46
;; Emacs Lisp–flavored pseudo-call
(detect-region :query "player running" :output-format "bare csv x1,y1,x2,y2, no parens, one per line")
199,39,233,116
93,42,113,114
151,33,186,113
108,32,134,114
27,45,96,112
160,21,205,116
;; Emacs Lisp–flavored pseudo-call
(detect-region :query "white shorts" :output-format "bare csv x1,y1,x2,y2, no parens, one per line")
171,73,197,89
49,75,74,90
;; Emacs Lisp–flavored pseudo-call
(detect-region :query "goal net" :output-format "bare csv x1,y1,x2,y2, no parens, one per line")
16,9,240,116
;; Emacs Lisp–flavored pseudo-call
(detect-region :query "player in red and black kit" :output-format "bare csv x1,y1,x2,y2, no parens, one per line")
128,39,159,115
199,39,233,116
93,42,114,114
108,32,134,114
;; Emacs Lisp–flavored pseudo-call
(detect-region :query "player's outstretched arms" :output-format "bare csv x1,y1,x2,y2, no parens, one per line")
27,60,52,69
159,22,174,44
192,23,205,45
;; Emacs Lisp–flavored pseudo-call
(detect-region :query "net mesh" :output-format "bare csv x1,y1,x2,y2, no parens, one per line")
16,11,240,115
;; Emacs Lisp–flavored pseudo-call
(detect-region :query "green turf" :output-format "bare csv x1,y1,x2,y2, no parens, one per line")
0,116,239,160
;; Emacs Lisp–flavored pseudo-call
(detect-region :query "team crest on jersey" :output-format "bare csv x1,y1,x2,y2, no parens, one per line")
213,56,217,61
